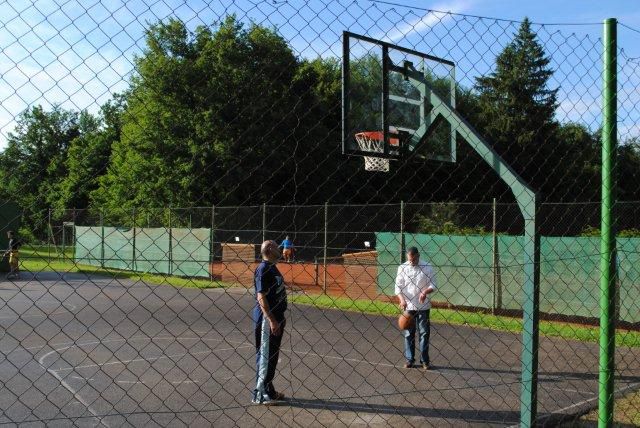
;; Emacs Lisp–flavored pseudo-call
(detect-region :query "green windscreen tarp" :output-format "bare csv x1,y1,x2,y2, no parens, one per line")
375,232,402,296
135,228,170,274
75,226,103,266
75,226,211,278
103,227,134,270
171,228,211,277
617,238,640,323
377,232,640,323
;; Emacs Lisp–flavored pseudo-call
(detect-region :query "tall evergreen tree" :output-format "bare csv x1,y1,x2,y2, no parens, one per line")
475,18,558,149
474,18,561,197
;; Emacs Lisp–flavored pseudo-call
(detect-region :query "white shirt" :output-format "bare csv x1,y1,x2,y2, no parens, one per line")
395,260,437,311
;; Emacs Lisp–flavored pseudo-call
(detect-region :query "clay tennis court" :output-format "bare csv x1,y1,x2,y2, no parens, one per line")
1,272,639,426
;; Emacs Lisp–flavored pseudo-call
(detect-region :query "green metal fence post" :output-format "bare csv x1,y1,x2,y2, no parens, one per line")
168,206,173,276
262,202,266,242
210,205,215,280
599,17,617,428
492,198,502,313
72,208,77,262
100,210,105,268
400,201,405,263
62,223,65,262
323,202,328,294
132,208,136,272
47,208,51,261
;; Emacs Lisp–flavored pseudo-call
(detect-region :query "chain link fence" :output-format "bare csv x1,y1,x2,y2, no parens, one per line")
1,0,640,426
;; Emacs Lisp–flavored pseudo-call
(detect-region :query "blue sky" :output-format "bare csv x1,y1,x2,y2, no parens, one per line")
0,0,638,149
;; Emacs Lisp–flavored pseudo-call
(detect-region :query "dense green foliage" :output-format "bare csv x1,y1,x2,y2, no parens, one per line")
1,16,638,238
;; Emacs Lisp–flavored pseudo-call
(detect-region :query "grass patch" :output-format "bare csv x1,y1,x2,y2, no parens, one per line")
19,245,230,289
563,389,640,427
289,294,640,348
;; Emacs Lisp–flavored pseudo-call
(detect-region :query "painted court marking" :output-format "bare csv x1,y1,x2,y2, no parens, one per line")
0,300,77,320
55,345,252,372
37,335,253,427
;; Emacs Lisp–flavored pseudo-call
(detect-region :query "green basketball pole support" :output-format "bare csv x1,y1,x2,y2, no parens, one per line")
404,71,541,426
599,18,617,428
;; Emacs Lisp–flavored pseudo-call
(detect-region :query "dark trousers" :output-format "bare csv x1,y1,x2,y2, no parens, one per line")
254,317,286,398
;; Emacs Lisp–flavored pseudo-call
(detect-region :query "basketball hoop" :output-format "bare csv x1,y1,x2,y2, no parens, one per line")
354,131,400,172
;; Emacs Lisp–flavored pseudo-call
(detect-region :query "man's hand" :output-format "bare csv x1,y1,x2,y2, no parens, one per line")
269,318,282,337
418,287,434,304
418,292,426,304
399,299,407,311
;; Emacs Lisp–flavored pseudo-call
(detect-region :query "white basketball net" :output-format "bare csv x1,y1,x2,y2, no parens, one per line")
354,133,389,172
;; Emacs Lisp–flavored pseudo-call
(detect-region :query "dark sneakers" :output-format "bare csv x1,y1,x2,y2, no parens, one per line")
403,362,431,370
252,391,285,405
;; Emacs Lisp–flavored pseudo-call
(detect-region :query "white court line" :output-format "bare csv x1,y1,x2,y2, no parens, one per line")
222,373,247,381
506,381,640,428
281,348,400,369
22,334,247,352
283,347,476,374
71,375,94,381
543,386,597,396
117,371,248,384
0,302,77,320
116,379,200,385
0,307,75,320
37,336,250,428
39,347,109,428
55,345,252,372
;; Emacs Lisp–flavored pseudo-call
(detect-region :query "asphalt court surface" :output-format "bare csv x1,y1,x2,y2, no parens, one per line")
0,272,639,427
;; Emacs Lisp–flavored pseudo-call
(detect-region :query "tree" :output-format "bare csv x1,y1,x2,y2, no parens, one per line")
475,18,560,194
618,137,640,201
51,95,125,216
0,105,79,235
91,16,309,218
476,18,558,147
552,122,600,201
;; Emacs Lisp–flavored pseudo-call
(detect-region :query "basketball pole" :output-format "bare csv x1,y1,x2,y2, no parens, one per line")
599,18,617,428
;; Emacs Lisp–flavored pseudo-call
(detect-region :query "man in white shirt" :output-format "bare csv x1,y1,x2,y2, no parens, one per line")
395,246,437,370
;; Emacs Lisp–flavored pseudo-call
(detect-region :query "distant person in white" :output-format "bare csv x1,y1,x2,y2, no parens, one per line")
395,246,437,370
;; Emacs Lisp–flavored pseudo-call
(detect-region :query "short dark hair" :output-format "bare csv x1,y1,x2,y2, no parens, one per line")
7,230,14,235
406,246,419,255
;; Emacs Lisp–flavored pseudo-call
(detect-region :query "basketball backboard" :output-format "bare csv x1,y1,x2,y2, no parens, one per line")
342,32,456,167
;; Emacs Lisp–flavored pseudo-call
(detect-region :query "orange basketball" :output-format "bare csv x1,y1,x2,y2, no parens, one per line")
398,311,415,330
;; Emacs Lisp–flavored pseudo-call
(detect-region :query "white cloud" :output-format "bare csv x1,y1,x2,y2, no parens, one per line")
381,0,472,43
